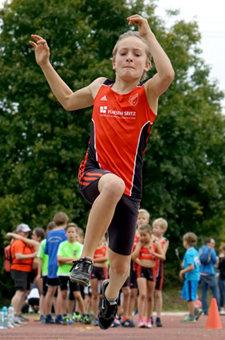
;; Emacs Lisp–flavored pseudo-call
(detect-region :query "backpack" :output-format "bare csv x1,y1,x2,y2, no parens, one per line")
199,246,212,265
4,244,12,272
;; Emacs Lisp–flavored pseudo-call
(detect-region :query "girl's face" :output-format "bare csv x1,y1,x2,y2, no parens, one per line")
113,36,150,81
153,224,162,237
139,229,151,244
31,231,40,242
137,213,149,227
76,233,84,244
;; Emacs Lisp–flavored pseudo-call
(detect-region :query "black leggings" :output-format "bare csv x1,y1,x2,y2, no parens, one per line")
79,169,140,256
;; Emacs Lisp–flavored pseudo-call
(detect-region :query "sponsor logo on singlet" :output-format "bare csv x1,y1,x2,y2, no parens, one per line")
128,93,139,106
99,106,136,119
100,106,107,113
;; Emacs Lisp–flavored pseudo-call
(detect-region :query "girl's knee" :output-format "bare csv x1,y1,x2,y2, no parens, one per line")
110,263,129,277
99,175,125,199
155,290,161,299
139,293,146,301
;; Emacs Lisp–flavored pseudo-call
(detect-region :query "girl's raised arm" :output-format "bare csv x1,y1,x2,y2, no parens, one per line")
29,35,106,111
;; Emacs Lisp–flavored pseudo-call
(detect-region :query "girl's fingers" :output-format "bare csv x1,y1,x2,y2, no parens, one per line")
29,41,37,48
31,35,47,46
31,34,43,41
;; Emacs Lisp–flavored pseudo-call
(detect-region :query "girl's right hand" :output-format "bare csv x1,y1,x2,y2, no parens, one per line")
29,35,50,67
127,14,151,37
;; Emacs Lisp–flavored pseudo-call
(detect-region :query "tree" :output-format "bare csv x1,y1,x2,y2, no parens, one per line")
142,15,225,249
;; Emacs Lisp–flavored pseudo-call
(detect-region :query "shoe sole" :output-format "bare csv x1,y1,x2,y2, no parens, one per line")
14,322,26,327
69,275,89,287
195,312,203,321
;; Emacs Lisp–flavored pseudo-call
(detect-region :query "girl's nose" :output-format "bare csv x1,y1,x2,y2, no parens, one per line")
126,54,133,61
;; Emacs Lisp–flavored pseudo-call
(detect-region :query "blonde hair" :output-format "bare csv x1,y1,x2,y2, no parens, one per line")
183,232,197,247
138,208,150,221
153,218,168,232
112,31,151,82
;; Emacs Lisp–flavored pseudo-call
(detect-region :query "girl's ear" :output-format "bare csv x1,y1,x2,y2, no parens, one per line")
144,61,151,72
112,59,116,70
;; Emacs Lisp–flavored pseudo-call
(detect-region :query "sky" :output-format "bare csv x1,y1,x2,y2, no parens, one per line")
0,0,225,111
154,0,225,112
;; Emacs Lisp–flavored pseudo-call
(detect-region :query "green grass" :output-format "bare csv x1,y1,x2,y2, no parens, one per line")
162,285,214,312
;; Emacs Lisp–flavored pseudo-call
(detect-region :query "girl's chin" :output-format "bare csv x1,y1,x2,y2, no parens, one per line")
119,73,140,82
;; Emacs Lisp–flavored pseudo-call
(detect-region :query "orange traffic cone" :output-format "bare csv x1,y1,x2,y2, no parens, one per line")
205,298,223,329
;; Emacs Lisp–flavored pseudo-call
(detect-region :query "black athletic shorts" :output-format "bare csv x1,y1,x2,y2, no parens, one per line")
42,275,48,296
79,168,140,256
137,266,156,282
155,276,163,291
91,266,108,281
47,277,59,287
58,276,80,293
11,269,30,292
130,267,138,289
122,276,130,288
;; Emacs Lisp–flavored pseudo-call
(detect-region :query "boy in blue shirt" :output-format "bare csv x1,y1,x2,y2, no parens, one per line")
44,212,68,324
179,232,200,322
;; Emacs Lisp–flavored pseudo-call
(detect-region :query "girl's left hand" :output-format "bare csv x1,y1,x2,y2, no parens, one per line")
149,245,154,254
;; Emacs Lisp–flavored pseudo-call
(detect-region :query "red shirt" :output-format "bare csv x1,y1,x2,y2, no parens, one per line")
138,243,157,261
11,239,35,272
79,80,157,199
94,244,107,259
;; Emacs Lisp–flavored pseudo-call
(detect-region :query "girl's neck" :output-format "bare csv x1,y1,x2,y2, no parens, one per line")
143,238,152,247
112,77,140,95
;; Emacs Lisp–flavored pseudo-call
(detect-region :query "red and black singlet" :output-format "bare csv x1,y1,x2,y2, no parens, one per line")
79,79,157,199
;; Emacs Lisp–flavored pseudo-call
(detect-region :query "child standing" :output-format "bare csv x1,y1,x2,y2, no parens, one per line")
126,208,150,327
36,221,56,322
179,232,200,323
152,218,169,327
30,14,174,330
91,237,109,326
131,224,165,328
57,223,87,324
43,212,68,324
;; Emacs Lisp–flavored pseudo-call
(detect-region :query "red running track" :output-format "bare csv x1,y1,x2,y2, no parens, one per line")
1,314,225,340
